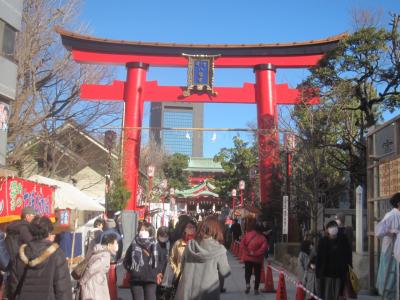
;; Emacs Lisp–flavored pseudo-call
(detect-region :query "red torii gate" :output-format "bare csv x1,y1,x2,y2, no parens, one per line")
57,28,346,210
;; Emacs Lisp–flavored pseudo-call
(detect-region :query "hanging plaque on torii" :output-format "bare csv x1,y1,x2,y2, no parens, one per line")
182,54,219,96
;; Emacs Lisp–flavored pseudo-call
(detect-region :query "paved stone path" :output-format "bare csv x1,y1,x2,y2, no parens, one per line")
117,252,380,300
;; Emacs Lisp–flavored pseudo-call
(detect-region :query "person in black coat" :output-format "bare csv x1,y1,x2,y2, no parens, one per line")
14,216,72,300
5,206,36,299
230,218,242,241
124,221,167,300
316,220,352,300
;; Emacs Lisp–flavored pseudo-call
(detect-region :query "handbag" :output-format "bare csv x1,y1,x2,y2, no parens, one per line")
71,258,89,280
348,265,360,294
161,262,175,288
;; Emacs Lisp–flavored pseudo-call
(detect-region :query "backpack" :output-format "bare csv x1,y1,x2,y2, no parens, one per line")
0,231,10,271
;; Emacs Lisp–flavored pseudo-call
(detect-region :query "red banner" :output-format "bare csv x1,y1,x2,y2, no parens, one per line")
0,177,55,223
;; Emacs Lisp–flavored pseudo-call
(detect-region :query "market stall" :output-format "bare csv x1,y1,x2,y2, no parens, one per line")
0,176,55,224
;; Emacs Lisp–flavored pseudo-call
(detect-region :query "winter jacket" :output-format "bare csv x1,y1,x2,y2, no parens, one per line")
316,234,352,280
175,238,231,300
170,239,187,277
0,230,10,271
15,239,72,300
240,230,268,264
80,244,111,300
123,242,166,284
6,220,33,298
297,251,310,280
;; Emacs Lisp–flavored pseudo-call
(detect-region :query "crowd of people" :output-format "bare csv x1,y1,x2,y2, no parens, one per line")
0,208,243,300
6,194,400,300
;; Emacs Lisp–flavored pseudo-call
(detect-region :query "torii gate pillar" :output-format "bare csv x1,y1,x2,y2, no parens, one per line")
123,62,148,210
255,64,278,204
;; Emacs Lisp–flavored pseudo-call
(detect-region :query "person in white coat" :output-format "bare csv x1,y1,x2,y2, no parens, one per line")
80,234,119,300
376,192,400,299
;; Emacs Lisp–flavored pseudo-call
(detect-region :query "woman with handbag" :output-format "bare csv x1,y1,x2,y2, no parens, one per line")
123,221,166,300
240,217,268,295
79,234,119,300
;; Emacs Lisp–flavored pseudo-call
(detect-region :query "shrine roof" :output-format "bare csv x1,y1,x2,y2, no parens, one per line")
184,157,224,173
175,180,219,198
56,27,347,57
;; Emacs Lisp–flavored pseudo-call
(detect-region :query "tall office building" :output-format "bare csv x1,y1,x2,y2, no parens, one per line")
150,102,203,157
0,0,23,166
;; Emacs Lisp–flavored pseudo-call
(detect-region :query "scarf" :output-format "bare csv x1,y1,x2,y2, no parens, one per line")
184,233,195,243
130,236,158,272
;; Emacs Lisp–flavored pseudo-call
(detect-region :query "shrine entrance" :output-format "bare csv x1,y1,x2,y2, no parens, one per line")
57,27,346,211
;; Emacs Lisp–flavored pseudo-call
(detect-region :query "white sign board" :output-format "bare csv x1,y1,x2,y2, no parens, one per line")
282,195,289,235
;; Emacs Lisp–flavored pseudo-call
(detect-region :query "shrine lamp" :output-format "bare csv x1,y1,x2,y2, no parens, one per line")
239,180,245,207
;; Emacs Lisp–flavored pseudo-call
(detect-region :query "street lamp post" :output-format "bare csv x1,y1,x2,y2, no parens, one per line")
169,187,175,225
239,180,245,207
147,165,155,222
160,179,168,226
104,130,116,215
231,189,237,211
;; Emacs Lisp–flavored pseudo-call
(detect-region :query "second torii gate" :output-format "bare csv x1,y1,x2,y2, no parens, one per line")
57,27,346,210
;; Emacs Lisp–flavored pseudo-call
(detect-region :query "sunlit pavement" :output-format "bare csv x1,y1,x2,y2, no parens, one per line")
116,252,380,299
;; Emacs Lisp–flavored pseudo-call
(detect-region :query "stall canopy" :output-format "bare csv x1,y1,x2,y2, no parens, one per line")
29,175,104,211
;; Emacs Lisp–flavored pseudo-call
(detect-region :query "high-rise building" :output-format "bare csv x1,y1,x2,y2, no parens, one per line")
0,0,23,166
150,102,203,157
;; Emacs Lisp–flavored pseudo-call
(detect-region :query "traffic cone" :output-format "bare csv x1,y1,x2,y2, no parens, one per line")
262,261,275,293
260,260,265,283
295,282,305,300
275,272,287,300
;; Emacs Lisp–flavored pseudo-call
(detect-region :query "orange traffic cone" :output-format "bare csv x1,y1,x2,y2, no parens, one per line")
275,272,287,300
295,282,305,300
262,261,275,293
260,260,265,283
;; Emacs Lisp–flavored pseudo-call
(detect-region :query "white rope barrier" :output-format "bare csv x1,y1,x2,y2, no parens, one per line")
269,263,323,300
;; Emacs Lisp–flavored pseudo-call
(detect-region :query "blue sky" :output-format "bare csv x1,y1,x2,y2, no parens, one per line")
80,0,400,157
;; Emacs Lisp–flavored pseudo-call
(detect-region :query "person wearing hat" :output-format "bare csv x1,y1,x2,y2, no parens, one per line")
316,220,352,300
5,206,36,298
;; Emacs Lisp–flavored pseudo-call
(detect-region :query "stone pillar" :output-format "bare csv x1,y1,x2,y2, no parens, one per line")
356,185,364,253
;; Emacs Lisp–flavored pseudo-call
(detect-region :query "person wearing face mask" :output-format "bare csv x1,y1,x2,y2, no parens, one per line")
80,234,118,300
316,220,352,300
123,222,166,300
169,219,197,279
156,226,170,299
